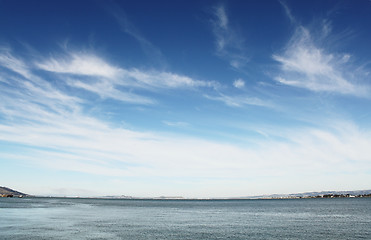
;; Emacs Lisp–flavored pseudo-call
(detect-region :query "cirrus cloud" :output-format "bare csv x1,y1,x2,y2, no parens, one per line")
273,3,371,97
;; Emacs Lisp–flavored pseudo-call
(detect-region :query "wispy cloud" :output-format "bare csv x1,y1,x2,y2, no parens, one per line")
163,121,190,128
274,5,370,96
1,48,371,197
279,0,296,24
0,48,81,114
1,77,371,196
0,47,32,79
36,53,122,78
122,69,218,89
106,2,167,68
233,78,245,88
35,50,217,104
205,93,271,108
66,77,154,105
210,4,248,69
35,49,271,113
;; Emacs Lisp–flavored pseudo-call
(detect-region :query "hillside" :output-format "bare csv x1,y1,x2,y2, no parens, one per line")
0,186,27,197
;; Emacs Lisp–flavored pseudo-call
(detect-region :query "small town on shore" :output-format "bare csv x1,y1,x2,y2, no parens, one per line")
268,193,371,199
0,194,24,198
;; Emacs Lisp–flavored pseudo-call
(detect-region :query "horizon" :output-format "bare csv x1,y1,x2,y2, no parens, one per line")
1,0,371,198
2,185,371,199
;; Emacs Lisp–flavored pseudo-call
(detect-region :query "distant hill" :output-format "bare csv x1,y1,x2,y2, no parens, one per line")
0,186,27,197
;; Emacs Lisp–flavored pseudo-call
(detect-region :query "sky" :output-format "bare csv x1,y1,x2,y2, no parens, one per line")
0,0,371,198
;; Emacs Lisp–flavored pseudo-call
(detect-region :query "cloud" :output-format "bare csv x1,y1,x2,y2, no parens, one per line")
233,78,245,88
273,27,364,95
35,52,154,104
279,0,296,24
211,4,249,69
35,50,217,104
106,2,167,67
0,49,82,116
36,53,122,78
123,69,218,89
1,51,371,197
1,75,371,194
163,121,190,128
2,46,370,197
205,93,271,108
274,6,370,96
66,78,154,104
215,4,228,29
0,47,32,79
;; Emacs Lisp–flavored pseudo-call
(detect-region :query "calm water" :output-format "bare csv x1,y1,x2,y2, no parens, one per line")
1,197,370,239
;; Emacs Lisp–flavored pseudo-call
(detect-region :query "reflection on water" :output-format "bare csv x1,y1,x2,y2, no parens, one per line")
1,197,370,239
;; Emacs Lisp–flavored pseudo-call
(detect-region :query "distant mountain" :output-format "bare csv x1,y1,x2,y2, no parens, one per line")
0,186,27,197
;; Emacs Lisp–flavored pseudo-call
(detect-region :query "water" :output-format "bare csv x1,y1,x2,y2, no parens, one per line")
1,197,370,239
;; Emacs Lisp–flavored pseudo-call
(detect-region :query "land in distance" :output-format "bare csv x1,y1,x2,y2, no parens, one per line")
1,186,371,199
0,186,28,197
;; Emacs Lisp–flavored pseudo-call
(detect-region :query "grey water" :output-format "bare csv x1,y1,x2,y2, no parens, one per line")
1,197,370,239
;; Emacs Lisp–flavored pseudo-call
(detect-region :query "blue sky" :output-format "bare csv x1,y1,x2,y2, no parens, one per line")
1,0,371,198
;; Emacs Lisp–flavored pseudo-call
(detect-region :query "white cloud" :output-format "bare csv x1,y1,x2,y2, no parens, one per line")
123,69,218,89
205,93,271,108
163,121,190,127
2,46,370,197
66,78,155,104
0,47,32,79
211,4,248,69
36,53,122,78
0,50,83,117
107,3,167,67
321,19,332,37
274,5,369,96
233,78,245,88
35,51,217,104
215,5,228,30
279,0,296,24
1,66,371,197
2,79,371,197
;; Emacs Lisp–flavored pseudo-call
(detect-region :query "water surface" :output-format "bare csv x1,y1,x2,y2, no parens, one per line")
1,197,370,239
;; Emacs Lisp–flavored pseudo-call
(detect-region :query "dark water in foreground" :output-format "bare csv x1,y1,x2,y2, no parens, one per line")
1,197,370,239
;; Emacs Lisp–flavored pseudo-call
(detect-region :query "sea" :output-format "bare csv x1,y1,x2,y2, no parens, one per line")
1,197,370,239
